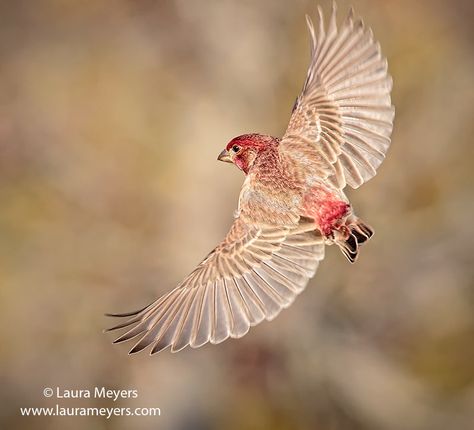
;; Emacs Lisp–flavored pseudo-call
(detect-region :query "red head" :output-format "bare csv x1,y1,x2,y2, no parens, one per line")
217,133,278,174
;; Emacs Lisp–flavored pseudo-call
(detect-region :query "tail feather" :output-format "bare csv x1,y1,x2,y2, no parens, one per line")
336,219,374,263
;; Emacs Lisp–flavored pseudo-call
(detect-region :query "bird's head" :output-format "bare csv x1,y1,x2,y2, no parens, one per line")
217,133,278,174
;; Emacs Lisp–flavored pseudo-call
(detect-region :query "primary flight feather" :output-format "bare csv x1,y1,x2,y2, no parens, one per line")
106,3,394,355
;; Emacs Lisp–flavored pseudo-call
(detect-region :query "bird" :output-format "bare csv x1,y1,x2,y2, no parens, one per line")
105,3,394,355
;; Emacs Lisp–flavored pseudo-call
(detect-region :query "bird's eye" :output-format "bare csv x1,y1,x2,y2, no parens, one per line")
232,145,240,153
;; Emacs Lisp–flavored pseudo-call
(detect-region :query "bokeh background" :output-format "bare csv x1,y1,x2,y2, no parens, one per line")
1,0,473,429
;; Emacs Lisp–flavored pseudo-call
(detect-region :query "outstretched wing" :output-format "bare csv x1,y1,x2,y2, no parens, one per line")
106,217,324,354
281,3,394,189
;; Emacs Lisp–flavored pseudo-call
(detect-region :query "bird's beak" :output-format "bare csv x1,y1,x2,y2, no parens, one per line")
217,149,232,163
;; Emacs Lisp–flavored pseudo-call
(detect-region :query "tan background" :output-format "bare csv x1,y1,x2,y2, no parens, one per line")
1,0,473,429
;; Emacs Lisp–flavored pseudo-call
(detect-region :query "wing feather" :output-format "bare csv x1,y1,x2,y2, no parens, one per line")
106,218,325,354
281,3,394,189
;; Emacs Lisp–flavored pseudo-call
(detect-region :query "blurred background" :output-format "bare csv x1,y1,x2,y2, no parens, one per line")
0,0,473,429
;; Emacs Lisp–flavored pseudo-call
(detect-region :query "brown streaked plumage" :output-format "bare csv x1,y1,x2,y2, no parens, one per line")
106,3,394,355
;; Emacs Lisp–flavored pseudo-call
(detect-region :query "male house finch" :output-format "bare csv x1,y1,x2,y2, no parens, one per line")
106,3,394,355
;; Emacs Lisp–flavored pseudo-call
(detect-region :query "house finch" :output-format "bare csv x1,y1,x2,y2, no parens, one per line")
106,3,394,354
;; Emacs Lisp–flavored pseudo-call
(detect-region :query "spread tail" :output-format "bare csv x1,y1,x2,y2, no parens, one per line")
335,218,374,263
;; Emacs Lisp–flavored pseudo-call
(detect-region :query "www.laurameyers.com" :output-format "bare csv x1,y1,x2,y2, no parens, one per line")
19,387,161,419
